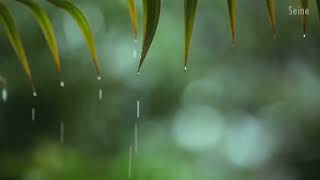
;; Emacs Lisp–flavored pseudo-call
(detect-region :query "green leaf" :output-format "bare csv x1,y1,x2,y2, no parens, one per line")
128,0,138,40
47,0,101,75
17,0,62,73
184,0,198,70
300,0,308,36
138,0,161,73
266,0,276,39
0,1,34,87
227,0,237,47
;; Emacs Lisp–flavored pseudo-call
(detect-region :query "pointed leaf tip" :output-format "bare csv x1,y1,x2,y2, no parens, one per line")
184,0,198,69
47,0,101,75
227,0,237,47
266,0,276,38
0,1,34,85
128,0,138,40
17,0,62,73
138,0,161,72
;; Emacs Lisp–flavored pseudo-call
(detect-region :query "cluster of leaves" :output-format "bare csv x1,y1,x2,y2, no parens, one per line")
1,0,320,90
128,0,320,72
0,0,100,92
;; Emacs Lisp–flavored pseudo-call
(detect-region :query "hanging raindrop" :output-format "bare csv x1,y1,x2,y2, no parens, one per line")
97,76,102,81
303,34,306,38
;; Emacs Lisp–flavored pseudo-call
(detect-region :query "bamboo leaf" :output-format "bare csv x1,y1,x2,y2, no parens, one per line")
227,0,237,47
47,0,101,75
128,0,138,40
138,0,161,73
266,0,276,39
17,0,62,73
0,1,34,86
184,0,198,70
300,0,308,37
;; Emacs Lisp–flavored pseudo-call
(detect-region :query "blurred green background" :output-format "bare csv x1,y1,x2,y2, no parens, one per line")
1,0,320,179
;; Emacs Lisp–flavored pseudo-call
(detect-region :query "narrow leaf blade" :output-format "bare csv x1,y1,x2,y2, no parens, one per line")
266,0,276,39
0,2,33,85
227,0,237,47
47,0,101,75
138,0,161,73
128,0,138,40
17,0,62,73
184,0,198,69
300,0,308,36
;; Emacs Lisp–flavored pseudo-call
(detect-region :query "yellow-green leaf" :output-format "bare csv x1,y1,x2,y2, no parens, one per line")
17,0,61,73
266,0,276,39
138,0,161,73
184,0,198,70
47,0,101,75
301,0,308,36
227,0,237,47
128,0,138,40
0,1,34,85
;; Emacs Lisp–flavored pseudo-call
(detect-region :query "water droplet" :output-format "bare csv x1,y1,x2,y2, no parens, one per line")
136,100,140,118
99,88,103,100
97,76,102,81
32,107,36,121
32,85,37,97
184,66,187,71
60,81,65,87
128,145,132,178
303,34,306,38
133,50,137,59
2,88,7,102
60,121,64,144
134,123,138,153
137,71,140,76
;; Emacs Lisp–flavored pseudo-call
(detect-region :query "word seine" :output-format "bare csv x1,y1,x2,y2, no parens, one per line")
288,6,310,16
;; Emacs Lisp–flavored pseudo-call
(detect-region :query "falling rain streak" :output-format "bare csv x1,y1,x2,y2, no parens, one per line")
134,123,138,153
0,76,7,102
128,145,132,178
32,108,36,122
1,88,7,102
136,100,140,118
60,81,65,87
99,88,103,100
133,39,138,59
60,121,64,144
